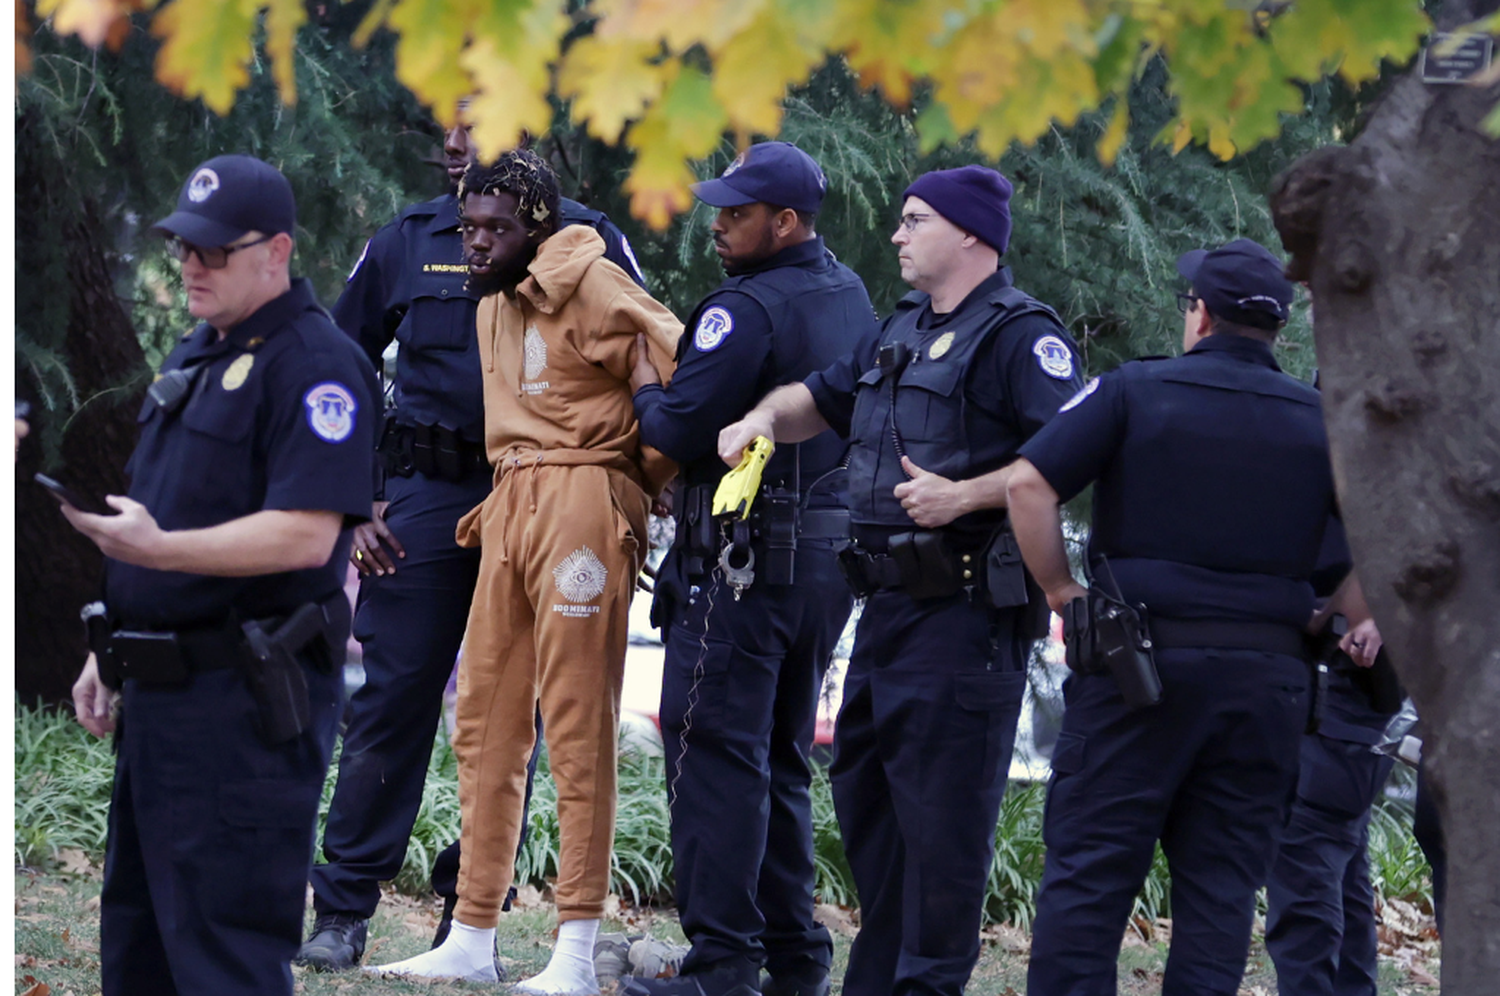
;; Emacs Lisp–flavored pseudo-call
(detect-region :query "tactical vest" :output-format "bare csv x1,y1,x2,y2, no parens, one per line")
846,281,1059,530
680,247,872,492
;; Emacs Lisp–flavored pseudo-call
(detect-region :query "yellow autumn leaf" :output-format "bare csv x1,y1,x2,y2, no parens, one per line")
931,10,1024,133
712,7,821,136
264,0,305,105
38,0,129,48
460,37,555,160
621,65,727,228
594,0,765,55
970,50,1099,157
470,0,566,61
387,0,477,128
1003,0,1095,61
830,0,957,106
558,36,668,143
1096,99,1129,165
152,0,258,114
623,114,698,229
16,0,32,74
1207,123,1235,161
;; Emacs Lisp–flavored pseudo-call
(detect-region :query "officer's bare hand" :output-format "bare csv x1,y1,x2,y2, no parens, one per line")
60,495,166,568
629,333,663,393
1340,618,1383,668
718,414,774,467
1048,581,1089,616
72,653,120,739
894,457,970,529
351,500,404,576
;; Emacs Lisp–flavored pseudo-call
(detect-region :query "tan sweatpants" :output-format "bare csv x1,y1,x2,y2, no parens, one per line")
451,462,648,927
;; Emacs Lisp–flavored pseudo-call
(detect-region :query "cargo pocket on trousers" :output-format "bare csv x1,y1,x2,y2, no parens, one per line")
213,779,321,934
953,670,1026,785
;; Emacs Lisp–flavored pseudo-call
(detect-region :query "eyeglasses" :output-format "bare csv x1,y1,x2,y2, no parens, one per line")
164,234,273,269
897,212,934,233
1175,291,1200,314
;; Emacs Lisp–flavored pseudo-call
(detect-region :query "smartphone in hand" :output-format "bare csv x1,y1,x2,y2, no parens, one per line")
34,473,117,516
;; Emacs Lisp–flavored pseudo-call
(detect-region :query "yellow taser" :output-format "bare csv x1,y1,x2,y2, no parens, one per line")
712,436,775,519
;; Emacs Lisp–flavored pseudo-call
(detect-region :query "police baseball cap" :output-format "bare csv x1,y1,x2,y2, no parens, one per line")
152,155,297,247
1176,238,1294,330
692,142,828,214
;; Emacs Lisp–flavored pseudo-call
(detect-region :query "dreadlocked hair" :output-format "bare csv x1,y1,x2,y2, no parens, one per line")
458,150,560,234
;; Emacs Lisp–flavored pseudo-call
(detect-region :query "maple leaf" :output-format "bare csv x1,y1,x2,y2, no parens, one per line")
152,0,258,114
594,0,765,54
460,37,556,161
16,0,33,75
1270,0,1427,87
37,0,129,48
1004,0,1096,62
712,6,822,136
386,0,477,128
622,65,726,228
263,0,305,105
1096,100,1129,166
558,36,668,143
830,0,958,106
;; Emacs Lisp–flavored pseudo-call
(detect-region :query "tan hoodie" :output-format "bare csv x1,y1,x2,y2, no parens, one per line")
473,224,681,495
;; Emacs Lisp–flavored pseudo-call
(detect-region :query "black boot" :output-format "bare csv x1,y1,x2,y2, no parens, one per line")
295,913,368,971
760,965,831,996
619,957,761,996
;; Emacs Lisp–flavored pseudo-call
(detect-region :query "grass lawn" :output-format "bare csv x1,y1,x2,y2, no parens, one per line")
14,866,1440,996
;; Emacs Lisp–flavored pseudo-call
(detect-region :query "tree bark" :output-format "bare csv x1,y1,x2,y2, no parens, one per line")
1271,5,1500,989
15,203,149,703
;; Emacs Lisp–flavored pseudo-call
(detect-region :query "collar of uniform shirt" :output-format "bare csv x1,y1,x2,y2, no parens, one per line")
1186,330,1281,370
428,194,462,235
917,266,1015,331
221,278,319,350
722,235,827,278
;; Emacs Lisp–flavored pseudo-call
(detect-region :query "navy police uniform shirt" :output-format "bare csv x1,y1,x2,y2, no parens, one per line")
806,268,1083,535
334,193,646,444
106,278,378,630
633,236,877,491
1019,332,1336,628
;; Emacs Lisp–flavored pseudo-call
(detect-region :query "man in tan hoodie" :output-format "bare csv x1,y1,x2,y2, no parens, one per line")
369,150,681,993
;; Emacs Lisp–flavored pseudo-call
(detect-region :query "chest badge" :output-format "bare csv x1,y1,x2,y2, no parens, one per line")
221,354,255,391
929,332,955,360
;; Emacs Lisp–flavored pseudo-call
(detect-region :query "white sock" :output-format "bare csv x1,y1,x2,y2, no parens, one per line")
365,920,498,983
516,918,601,995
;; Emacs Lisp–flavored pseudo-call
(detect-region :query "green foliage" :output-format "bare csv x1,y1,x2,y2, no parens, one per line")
13,701,116,867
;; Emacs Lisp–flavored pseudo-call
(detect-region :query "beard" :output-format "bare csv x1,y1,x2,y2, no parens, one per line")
467,241,539,297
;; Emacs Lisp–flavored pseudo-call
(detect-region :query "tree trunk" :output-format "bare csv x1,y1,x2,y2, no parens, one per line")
1271,5,1500,990
15,204,149,703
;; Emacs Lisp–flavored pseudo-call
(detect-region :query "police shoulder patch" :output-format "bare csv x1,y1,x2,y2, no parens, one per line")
1032,335,1076,380
694,306,735,352
304,382,358,443
1059,377,1100,413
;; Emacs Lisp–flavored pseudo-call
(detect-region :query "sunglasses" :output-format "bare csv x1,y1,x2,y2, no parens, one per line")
164,233,273,269
1174,291,1200,314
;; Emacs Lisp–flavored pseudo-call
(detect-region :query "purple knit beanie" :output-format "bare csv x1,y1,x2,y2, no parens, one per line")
902,166,1014,255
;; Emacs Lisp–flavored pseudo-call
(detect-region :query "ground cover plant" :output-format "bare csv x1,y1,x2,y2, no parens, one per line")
16,698,1442,995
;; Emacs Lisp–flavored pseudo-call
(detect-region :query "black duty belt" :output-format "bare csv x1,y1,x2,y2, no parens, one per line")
1147,618,1307,659
379,421,488,482
797,508,850,541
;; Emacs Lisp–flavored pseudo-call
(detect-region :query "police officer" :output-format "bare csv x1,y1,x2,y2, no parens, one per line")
620,142,876,996
298,117,646,970
63,154,377,996
1263,475,1399,993
720,165,1083,996
1008,238,1369,996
